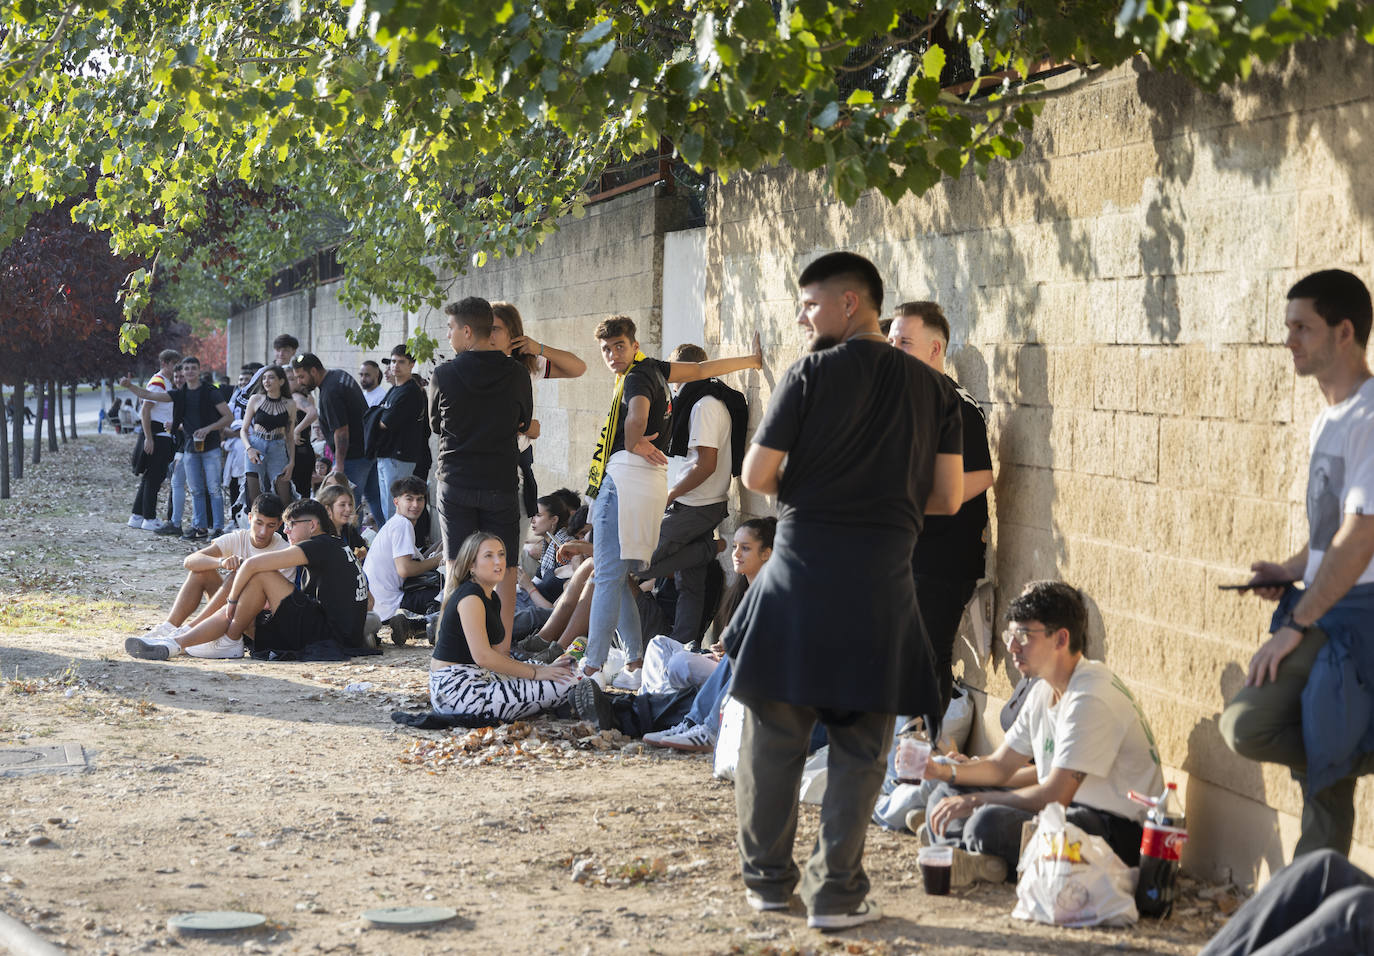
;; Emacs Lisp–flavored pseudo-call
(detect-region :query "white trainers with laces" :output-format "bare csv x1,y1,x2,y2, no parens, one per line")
643,719,695,746
127,514,143,528
145,621,178,640
610,667,642,692
141,517,162,531
653,722,715,753
186,636,244,659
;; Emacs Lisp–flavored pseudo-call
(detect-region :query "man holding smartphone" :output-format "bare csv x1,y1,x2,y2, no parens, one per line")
1221,269,1374,859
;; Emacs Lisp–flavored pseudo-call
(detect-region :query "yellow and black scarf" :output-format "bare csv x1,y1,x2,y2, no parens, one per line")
586,350,646,497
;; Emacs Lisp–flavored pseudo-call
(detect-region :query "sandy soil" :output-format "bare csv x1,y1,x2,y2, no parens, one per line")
0,433,1231,955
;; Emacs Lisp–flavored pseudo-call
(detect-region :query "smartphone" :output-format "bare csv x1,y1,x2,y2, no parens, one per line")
1218,580,1295,591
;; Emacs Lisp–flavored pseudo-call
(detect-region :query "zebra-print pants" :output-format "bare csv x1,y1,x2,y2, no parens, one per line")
429,663,572,722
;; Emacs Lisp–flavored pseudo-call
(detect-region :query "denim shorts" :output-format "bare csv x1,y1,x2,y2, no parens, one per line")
248,431,290,485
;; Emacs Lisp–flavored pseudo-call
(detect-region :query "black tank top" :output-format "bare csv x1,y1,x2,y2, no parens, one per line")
253,397,291,432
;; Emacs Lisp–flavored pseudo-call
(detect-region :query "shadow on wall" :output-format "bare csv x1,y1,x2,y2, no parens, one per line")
1132,39,1374,344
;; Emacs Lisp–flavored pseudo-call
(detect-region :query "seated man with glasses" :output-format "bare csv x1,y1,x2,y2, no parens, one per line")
125,499,373,661
914,581,1164,885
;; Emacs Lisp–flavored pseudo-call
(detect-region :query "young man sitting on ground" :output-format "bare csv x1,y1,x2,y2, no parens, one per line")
916,581,1164,886
363,475,444,643
135,494,291,659
125,499,372,660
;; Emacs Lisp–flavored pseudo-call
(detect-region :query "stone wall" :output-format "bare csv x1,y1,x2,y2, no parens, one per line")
704,41,1374,879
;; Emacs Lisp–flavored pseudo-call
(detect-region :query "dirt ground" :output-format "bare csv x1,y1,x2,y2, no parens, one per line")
0,433,1231,955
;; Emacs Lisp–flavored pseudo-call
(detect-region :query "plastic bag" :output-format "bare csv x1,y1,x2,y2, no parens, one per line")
1012,803,1138,928
798,746,828,805
712,696,744,781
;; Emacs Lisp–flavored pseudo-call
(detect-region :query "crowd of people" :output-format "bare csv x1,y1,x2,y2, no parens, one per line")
112,256,1374,947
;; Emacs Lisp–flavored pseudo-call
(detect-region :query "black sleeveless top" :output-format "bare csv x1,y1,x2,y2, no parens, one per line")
253,396,291,433
433,580,503,666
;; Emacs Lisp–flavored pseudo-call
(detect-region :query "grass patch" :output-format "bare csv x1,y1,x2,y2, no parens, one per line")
0,593,152,631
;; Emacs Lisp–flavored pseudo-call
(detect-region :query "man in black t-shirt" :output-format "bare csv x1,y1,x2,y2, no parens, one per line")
170,357,233,539
375,343,429,522
581,315,762,688
429,296,534,642
889,301,994,713
291,353,383,525
722,252,963,931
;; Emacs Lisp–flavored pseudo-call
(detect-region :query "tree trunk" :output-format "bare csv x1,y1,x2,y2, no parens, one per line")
46,380,58,452
0,387,9,498
69,382,77,438
57,379,67,443
31,378,42,465
12,378,23,480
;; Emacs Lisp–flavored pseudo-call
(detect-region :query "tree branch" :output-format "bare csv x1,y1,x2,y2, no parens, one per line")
5,1,79,96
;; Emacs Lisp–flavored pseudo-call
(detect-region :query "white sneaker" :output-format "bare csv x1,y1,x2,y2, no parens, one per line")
808,900,882,931
643,719,695,746
611,667,642,692
652,722,715,753
579,662,608,689
145,621,177,640
186,635,244,659
141,517,161,531
124,635,184,661
127,514,143,528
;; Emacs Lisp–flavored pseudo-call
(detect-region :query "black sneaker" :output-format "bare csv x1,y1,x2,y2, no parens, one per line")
387,614,411,646
572,678,614,731
424,613,438,646
182,527,209,541
154,523,184,536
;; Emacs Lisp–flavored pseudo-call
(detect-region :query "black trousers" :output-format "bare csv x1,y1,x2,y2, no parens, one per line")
914,574,977,714
132,433,174,519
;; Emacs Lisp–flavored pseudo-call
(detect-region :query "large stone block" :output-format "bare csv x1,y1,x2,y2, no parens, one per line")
1092,346,1139,411
1114,412,1160,482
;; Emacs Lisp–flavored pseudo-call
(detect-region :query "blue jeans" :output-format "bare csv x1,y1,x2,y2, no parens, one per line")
688,657,732,734
342,457,383,526
586,473,643,668
184,447,224,531
170,454,187,526
376,458,416,521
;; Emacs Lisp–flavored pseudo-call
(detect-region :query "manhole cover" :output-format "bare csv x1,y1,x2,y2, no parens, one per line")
362,906,457,928
0,743,89,776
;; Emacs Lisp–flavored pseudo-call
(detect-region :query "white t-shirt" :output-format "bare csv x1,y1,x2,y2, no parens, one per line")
1304,377,1374,586
363,514,419,620
363,384,388,407
1004,658,1163,823
211,529,293,580
145,371,173,426
671,395,732,507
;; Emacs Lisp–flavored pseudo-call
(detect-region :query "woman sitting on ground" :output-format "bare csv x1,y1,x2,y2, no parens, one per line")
317,484,368,561
430,531,577,721
572,517,777,751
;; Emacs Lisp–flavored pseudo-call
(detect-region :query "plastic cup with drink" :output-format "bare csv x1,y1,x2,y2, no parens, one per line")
917,845,953,895
894,717,932,783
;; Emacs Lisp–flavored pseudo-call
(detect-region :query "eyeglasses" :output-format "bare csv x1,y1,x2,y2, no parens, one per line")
285,518,317,529
1002,625,1054,650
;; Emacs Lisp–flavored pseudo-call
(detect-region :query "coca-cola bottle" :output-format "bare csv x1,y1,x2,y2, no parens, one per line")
1135,782,1188,918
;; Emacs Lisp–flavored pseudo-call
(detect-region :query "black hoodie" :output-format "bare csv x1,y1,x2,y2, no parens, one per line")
428,349,533,492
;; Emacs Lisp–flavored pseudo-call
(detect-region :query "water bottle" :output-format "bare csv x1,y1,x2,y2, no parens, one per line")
1131,782,1188,918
